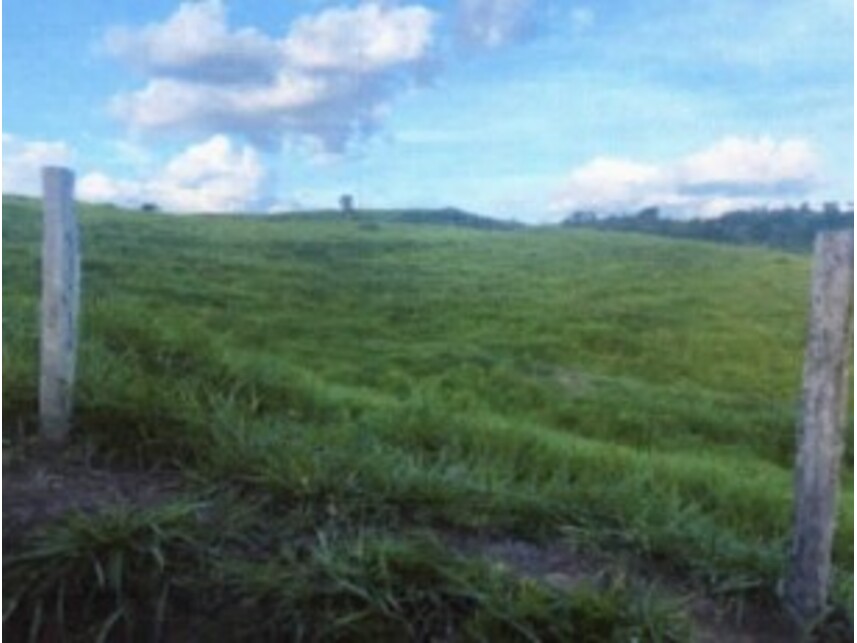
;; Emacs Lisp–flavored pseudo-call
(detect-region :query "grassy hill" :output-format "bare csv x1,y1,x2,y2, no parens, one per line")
3,196,852,640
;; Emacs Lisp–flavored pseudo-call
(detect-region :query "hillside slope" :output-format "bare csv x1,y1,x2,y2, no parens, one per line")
3,198,852,640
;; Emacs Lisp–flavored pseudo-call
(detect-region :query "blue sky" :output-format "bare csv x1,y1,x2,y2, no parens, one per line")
3,0,853,221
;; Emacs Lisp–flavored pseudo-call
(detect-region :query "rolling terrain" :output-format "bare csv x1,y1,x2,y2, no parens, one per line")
3,196,853,641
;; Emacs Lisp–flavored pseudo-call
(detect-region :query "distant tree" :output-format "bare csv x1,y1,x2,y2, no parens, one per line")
569,210,597,224
141,202,159,212
635,206,660,222
339,194,354,216
560,201,852,253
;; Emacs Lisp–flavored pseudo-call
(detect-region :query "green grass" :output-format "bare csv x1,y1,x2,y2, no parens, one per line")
4,499,688,642
3,195,853,639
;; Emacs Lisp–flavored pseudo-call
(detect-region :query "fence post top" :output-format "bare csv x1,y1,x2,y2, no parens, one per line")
41,166,75,180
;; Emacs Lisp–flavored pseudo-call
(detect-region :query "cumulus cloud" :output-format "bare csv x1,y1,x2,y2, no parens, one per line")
553,158,670,213
2,134,75,196
455,0,537,50
551,136,822,218
675,137,819,197
77,172,143,205
78,135,266,213
103,1,279,83
104,1,437,153
283,3,435,73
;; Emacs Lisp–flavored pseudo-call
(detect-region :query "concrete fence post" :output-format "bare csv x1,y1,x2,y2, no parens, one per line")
38,166,80,443
783,229,853,626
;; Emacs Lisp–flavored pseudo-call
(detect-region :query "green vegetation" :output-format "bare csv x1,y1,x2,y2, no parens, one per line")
3,196,852,639
4,498,687,641
564,205,854,253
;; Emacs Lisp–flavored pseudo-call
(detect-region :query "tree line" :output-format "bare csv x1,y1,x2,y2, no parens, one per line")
563,203,854,252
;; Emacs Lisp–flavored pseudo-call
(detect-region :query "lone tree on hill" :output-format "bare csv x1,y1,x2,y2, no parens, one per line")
340,194,355,216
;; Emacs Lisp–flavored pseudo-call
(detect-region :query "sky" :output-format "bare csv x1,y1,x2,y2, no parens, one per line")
2,0,854,222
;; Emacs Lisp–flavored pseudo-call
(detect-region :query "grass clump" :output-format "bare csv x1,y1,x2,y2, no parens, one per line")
3,501,207,642
200,534,690,642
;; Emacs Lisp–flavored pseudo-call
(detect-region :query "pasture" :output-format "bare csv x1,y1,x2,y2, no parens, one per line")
3,196,852,640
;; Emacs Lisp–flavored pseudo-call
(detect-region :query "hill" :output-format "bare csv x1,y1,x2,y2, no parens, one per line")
391,207,523,230
3,197,852,641
261,206,523,231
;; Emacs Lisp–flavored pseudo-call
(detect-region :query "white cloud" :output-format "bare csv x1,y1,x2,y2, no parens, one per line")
552,158,669,213
675,137,819,196
455,0,537,49
77,172,143,204
2,134,75,196
551,136,822,218
78,135,266,213
283,3,436,73
104,2,437,153
102,0,279,83
109,73,328,135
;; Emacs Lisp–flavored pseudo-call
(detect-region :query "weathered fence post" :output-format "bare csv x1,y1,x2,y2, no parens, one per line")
39,166,80,443
783,229,853,626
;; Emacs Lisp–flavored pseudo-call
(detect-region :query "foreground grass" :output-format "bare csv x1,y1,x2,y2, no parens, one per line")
3,196,853,638
4,498,688,641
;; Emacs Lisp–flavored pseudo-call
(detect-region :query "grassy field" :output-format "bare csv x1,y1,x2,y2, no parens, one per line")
3,196,853,640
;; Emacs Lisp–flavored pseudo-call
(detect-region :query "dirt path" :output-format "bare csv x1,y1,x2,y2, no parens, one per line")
445,533,806,643
3,444,182,552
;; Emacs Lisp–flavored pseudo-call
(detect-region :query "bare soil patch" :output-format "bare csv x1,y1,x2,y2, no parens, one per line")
3,442,183,551
444,531,809,643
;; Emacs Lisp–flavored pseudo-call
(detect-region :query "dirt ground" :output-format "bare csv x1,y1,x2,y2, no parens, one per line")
446,532,806,643
3,442,182,552
3,443,847,642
